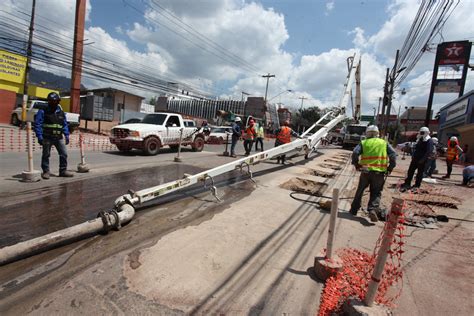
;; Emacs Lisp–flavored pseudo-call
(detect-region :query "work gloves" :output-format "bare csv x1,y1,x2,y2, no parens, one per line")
38,138,43,146
65,137,70,145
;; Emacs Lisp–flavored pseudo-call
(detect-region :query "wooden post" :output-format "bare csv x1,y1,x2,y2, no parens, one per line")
326,188,339,259
364,198,404,307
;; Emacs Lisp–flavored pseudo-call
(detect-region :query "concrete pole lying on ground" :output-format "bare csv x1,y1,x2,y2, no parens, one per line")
364,197,404,306
174,128,184,162
0,204,135,266
314,188,343,280
77,132,90,172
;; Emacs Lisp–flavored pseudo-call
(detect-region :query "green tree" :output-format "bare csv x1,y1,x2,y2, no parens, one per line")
291,106,323,131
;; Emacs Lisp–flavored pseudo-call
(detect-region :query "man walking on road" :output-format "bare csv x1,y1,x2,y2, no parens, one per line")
401,127,433,190
34,92,73,179
243,120,256,156
443,136,463,179
350,125,396,222
274,120,298,164
230,117,242,158
254,122,265,152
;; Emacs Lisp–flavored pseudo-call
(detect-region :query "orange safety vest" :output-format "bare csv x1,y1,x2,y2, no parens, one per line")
277,126,291,144
446,140,459,161
245,126,256,140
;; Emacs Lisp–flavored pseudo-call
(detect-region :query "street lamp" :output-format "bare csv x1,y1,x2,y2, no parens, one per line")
268,89,292,102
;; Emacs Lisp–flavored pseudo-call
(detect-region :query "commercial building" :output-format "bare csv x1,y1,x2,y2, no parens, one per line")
438,90,474,162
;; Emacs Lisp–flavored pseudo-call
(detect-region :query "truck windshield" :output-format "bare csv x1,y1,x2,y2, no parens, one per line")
141,114,167,125
347,126,366,135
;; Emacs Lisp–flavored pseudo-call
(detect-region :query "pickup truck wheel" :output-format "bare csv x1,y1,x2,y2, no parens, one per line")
143,137,161,155
116,144,131,153
192,136,205,152
11,114,19,126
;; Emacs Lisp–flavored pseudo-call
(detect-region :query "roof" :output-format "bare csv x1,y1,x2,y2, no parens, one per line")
82,87,145,100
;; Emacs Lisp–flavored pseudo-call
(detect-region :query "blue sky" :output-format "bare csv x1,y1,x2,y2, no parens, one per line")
2,0,473,116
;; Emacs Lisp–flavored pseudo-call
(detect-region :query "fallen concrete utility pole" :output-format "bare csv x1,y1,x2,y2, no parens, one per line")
0,53,360,265
0,205,135,265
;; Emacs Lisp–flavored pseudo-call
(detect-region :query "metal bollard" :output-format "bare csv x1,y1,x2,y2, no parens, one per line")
223,133,230,156
77,132,90,172
21,122,41,182
364,198,404,307
174,128,184,162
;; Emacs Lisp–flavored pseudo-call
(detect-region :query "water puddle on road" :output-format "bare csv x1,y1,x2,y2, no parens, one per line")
0,164,204,247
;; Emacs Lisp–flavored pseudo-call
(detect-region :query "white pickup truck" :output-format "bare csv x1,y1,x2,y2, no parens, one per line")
109,112,208,155
11,100,81,132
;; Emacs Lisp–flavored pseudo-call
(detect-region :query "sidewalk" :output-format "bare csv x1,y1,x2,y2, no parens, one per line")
0,147,472,315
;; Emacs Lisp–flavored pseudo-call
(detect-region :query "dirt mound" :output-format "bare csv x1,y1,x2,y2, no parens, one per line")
318,163,343,171
280,177,328,195
305,168,336,178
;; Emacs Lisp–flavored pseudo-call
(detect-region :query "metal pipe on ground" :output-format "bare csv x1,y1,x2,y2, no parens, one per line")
0,204,135,266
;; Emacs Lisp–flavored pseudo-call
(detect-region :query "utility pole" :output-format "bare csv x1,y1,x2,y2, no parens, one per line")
20,0,40,182
299,96,307,111
376,96,382,125
384,49,399,139
380,68,389,134
262,73,275,104
70,0,87,114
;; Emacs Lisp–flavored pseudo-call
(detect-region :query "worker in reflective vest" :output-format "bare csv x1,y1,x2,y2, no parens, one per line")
34,92,73,180
274,120,298,164
243,120,256,156
254,123,265,152
443,136,463,179
350,125,396,222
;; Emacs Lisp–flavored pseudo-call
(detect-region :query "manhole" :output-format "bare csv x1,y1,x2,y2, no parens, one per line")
318,163,343,170
305,168,335,178
280,177,328,195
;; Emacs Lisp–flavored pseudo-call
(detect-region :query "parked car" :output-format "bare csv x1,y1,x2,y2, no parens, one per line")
207,126,232,144
11,100,81,132
109,112,206,155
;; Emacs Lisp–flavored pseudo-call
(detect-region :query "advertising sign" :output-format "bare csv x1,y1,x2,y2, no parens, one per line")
0,49,27,84
446,98,468,121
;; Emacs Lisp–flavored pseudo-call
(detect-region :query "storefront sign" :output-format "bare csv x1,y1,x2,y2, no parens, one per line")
446,98,468,121
0,49,27,84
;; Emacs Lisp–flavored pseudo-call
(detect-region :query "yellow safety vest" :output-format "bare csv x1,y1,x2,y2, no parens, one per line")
256,126,264,138
360,138,388,172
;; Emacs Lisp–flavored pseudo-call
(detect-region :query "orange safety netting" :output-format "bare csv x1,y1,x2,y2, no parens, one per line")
318,202,406,315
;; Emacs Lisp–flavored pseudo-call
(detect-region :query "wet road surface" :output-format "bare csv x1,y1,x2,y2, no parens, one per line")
0,164,205,247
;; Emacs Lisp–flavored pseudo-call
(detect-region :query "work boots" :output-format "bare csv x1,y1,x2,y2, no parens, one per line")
59,170,74,177
41,172,50,180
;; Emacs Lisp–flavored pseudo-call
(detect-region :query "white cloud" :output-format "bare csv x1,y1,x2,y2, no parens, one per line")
325,1,335,16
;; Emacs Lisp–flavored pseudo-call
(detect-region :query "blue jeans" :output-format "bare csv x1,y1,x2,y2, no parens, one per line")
41,138,68,173
230,136,239,155
424,158,436,177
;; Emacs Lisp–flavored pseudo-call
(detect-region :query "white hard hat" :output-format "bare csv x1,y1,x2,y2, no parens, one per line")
450,136,458,142
366,125,379,133
419,126,430,133
234,117,241,122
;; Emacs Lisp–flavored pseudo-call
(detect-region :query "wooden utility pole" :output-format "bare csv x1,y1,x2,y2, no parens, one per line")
299,96,307,111
70,0,87,114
